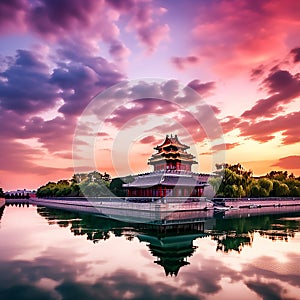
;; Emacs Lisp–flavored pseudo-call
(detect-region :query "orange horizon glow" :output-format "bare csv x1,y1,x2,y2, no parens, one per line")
0,0,299,191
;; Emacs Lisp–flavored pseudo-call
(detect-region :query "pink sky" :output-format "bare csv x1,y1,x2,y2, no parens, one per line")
0,0,299,190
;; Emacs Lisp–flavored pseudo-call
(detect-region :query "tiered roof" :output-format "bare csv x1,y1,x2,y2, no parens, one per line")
148,134,197,166
122,171,209,188
154,134,189,151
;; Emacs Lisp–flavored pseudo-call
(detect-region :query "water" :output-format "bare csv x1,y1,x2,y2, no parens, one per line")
1,204,300,300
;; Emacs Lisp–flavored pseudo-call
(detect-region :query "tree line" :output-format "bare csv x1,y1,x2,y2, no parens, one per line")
2,164,300,199
36,171,113,197
209,163,300,198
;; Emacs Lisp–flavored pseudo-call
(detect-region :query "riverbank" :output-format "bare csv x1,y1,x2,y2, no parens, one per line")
214,197,300,209
5,196,300,224
29,197,214,223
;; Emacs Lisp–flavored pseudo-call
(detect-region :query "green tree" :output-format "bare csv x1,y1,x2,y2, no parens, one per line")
250,184,260,197
109,176,134,197
208,176,222,195
79,181,111,197
267,171,288,181
216,167,246,197
258,178,273,196
271,180,290,197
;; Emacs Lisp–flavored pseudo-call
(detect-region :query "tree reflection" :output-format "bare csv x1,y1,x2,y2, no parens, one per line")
37,206,206,276
211,232,254,253
36,206,300,275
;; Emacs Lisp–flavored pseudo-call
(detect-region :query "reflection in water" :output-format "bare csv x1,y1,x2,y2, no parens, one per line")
0,204,300,300
209,213,300,253
137,233,204,277
211,232,253,253
37,206,206,276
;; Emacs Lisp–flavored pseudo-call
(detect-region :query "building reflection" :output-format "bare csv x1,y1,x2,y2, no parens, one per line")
138,233,205,276
37,206,207,276
36,206,300,276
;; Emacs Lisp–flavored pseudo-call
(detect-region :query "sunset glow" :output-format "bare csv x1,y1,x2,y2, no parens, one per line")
0,0,299,190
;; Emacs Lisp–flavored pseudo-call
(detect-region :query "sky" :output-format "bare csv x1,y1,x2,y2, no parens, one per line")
0,0,300,191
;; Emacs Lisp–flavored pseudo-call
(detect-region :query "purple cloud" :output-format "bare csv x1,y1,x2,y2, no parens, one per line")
239,111,300,145
0,0,26,34
0,49,59,114
187,80,216,97
27,0,102,39
290,47,300,63
127,2,169,53
107,98,177,129
242,69,300,119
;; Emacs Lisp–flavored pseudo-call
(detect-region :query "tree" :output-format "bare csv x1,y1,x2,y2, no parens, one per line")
250,184,260,197
271,180,290,197
36,171,112,198
258,178,273,196
79,181,112,197
267,171,288,181
109,176,134,197
216,167,246,197
208,176,222,194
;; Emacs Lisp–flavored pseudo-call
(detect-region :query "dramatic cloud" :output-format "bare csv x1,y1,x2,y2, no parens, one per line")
187,80,216,97
109,40,131,61
272,156,300,170
290,47,300,63
0,45,125,151
106,98,177,129
147,104,223,144
183,1,300,74
242,69,300,119
239,111,300,145
0,0,26,34
27,0,107,40
127,1,169,53
51,60,124,116
220,117,242,134
1,0,300,188
23,116,76,152
0,49,59,114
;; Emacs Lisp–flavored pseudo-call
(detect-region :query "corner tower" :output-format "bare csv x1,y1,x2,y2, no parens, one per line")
148,134,197,172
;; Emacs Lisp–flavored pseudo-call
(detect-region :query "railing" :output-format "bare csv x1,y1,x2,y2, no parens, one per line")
32,197,214,213
214,197,300,202
34,196,211,204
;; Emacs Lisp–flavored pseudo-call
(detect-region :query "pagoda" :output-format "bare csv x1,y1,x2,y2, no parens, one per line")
123,134,209,198
148,134,197,172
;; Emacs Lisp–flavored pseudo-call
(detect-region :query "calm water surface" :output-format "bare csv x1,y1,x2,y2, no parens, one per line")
0,204,300,300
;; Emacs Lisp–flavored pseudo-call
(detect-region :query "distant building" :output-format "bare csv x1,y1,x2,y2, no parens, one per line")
123,134,210,197
5,189,36,199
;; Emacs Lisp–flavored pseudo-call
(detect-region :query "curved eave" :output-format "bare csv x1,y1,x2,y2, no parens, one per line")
148,158,198,164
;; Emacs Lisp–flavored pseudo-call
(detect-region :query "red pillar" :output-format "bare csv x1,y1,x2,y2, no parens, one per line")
159,185,162,197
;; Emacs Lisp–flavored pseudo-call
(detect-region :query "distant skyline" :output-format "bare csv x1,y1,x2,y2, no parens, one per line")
0,0,300,190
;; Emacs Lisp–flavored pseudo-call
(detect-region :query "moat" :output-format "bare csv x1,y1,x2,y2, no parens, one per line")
0,202,300,299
